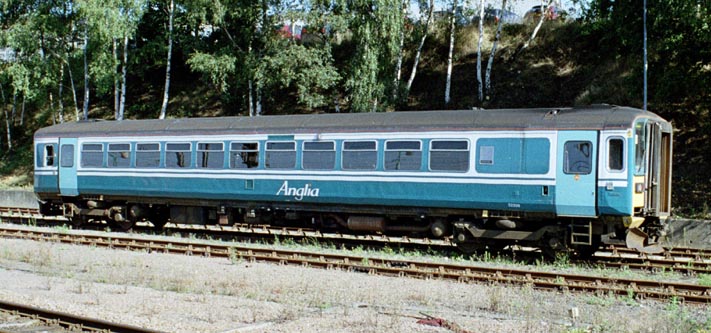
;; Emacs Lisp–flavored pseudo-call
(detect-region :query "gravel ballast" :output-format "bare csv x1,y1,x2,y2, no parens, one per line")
1,234,710,332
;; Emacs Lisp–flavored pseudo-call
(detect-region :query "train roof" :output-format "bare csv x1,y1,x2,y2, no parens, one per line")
34,105,672,138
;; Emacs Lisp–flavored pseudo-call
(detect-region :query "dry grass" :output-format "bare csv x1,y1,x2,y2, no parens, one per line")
1,236,711,332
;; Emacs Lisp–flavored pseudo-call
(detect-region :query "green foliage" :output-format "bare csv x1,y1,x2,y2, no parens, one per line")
699,274,711,287
187,52,237,93
345,0,403,112
257,41,339,109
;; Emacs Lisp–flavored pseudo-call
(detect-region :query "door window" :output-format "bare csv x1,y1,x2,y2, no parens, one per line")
60,144,74,168
564,141,592,174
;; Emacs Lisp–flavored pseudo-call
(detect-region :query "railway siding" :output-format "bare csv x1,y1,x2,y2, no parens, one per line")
1,224,710,305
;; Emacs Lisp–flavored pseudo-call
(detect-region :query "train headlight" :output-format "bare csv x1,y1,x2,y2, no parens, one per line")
635,182,645,193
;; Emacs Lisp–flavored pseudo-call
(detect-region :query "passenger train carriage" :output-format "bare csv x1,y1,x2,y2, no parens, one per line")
33,105,673,255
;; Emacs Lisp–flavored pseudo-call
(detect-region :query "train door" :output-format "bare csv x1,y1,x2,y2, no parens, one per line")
556,131,598,217
58,138,79,196
638,121,673,217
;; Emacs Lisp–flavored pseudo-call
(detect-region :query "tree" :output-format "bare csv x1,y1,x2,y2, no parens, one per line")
404,0,434,97
159,0,174,119
484,0,507,96
75,0,147,120
475,0,485,102
514,0,552,60
444,0,457,105
345,0,403,112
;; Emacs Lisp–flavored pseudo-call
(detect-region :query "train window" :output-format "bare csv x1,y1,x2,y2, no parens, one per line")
81,143,104,167
37,144,56,167
429,140,469,172
108,143,131,168
385,140,422,171
608,138,624,171
198,142,224,169
136,143,160,168
635,122,647,173
265,141,296,169
230,142,259,169
342,141,377,170
60,144,74,167
166,143,192,168
303,141,335,170
45,144,55,167
564,141,592,174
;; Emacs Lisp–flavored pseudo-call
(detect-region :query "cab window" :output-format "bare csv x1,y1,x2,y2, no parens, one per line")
608,138,624,171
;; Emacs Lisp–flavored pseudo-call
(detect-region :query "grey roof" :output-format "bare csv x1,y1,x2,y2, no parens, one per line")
34,105,672,138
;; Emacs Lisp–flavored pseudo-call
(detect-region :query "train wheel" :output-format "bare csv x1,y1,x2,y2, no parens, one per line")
68,215,85,228
150,219,167,230
109,217,136,232
455,242,485,255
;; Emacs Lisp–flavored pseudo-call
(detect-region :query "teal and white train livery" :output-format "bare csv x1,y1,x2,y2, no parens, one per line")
33,105,673,256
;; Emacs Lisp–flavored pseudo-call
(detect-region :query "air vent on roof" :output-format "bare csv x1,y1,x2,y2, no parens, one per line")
544,109,560,120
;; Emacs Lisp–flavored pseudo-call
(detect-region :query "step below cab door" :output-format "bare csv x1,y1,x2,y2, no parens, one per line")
58,138,79,196
556,131,598,217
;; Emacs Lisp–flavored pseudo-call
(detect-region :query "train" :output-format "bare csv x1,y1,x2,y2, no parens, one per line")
33,105,673,256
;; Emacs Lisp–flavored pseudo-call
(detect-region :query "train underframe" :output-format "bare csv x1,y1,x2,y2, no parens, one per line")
38,194,661,258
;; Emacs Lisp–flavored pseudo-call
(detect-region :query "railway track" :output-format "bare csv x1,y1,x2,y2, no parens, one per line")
1,225,710,305
2,206,711,274
0,299,163,333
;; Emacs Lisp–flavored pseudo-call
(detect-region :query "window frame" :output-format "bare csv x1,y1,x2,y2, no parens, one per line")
341,140,378,171
606,136,626,173
265,141,296,169
197,142,225,169
60,144,75,168
563,140,593,175
80,143,104,168
428,139,470,172
107,142,131,168
302,141,336,170
229,141,260,169
384,140,422,171
135,142,161,168
165,142,193,169
37,143,57,168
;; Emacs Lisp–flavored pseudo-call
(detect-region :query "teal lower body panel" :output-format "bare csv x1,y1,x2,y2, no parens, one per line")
34,174,58,194
75,174,556,214
598,186,632,215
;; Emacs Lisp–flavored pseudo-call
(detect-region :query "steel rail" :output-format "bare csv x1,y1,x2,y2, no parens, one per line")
3,207,711,274
0,299,164,333
1,226,710,304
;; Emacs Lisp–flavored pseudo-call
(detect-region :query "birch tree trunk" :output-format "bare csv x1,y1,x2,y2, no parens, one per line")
0,83,4,148
20,95,25,126
11,93,16,125
6,93,15,151
58,62,65,123
113,38,119,119
49,92,56,125
476,0,485,102
485,0,507,94
65,53,80,121
82,25,89,120
248,80,254,117
118,35,128,121
159,0,174,120
392,0,408,100
256,88,262,116
515,0,551,59
405,0,434,95
444,0,457,105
